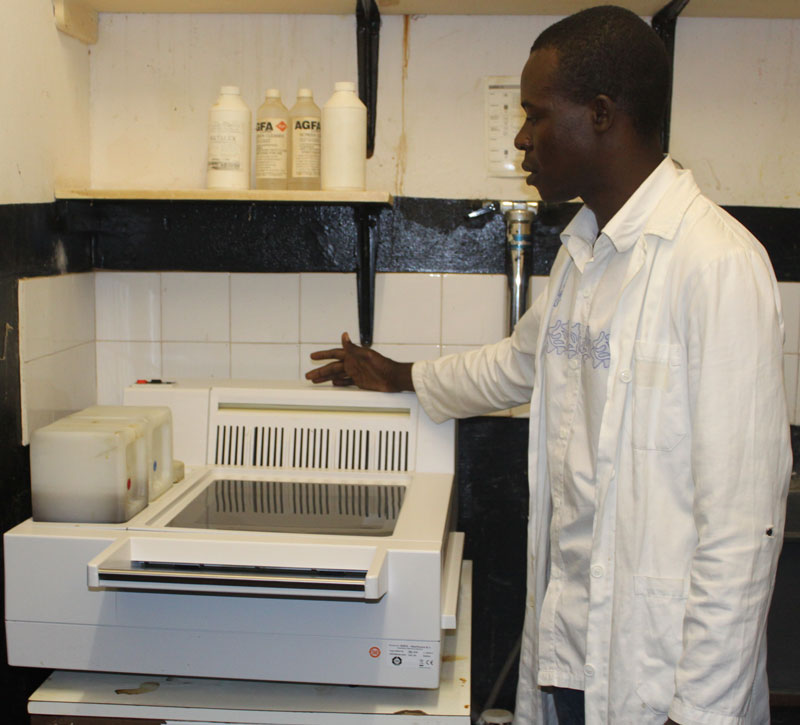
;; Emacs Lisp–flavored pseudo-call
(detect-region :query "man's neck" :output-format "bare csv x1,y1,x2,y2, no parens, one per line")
584,145,665,230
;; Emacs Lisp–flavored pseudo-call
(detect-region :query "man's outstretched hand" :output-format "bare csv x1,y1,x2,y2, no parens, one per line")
305,332,414,392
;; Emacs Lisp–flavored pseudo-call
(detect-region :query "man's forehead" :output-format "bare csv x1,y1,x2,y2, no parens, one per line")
524,48,559,77
522,48,560,96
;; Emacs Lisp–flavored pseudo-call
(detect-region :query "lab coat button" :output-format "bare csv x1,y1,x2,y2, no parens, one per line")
591,565,604,578
570,358,580,370
584,664,595,677
583,287,591,298
619,369,632,383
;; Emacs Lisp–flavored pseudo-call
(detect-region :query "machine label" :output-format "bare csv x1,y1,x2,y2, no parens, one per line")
386,643,435,669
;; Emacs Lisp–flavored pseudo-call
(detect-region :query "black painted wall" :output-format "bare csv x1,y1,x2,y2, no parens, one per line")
56,197,800,280
1,198,799,722
0,202,93,723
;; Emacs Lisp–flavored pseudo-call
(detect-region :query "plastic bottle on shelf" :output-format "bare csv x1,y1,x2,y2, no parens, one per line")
321,81,367,191
206,85,251,190
288,88,321,191
255,89,289,190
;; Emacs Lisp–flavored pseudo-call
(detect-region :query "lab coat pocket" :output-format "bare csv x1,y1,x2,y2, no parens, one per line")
633,574,689,715
631,341,687,451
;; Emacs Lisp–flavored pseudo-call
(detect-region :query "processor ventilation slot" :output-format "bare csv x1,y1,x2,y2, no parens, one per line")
377,430,409,472
214,425,247,466
252,426,284,467
338,429,370,471
210,422,411,473
291,428,331,470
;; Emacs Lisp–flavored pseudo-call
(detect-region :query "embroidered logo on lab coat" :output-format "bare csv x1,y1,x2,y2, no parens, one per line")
546,320,610,369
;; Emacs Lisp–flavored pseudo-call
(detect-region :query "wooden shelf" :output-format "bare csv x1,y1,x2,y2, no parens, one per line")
55,188,393,205
55,1,800,44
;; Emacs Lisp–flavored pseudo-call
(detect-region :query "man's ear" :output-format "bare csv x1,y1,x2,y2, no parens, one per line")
590,94,616,133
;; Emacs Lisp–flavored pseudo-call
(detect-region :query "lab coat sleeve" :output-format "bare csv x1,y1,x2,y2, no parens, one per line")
411,287,546,423
669,243,792,724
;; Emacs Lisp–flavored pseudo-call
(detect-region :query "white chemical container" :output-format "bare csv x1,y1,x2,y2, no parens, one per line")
70,405,175,501
30,416,149,524
288,88,321,190
321,81,367,191
255,88,289,190
207,85,251,190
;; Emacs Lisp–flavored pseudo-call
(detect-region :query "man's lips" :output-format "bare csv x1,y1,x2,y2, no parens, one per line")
522,164,539,185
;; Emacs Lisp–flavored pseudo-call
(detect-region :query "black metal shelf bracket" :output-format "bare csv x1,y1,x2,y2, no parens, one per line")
355,204,379,346
652,0,691,153
356,0,381,159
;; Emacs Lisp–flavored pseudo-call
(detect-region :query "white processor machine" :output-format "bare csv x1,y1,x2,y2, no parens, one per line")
5,381,462,689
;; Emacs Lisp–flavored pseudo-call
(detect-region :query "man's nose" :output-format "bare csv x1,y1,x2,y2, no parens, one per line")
514,127,530,151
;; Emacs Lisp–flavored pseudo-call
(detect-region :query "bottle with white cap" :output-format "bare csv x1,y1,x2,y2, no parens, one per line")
206,85,251,190
288,88,321,190
321,81,367,191
255,88,289,190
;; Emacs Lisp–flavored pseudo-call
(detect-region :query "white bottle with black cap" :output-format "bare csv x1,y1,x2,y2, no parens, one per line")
206,85,251,190
321,81,367,191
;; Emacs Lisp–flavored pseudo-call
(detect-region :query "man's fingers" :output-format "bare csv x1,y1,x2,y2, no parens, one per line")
309,347,345,361
341,331,358,352
305,333,358,386
305,361,344,382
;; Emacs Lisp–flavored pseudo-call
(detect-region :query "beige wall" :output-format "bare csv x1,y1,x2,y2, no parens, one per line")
1,7,796,203
672,17,800,206
0,0,90,204
87,12,800,205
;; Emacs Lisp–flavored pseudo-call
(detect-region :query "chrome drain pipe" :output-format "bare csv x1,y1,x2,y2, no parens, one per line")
468,200,539,335
502,201,538,333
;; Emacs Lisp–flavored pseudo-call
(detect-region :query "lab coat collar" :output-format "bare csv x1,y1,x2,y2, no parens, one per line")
560,157,686,272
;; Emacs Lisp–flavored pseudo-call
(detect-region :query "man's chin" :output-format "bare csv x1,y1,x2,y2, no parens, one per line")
530,182,576,204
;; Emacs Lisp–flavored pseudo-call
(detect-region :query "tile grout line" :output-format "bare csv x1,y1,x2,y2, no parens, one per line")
228,272,232,378
93,271,99,404
298,272,303,378
784,354,800,425
159,271,165,381
439,273,444,357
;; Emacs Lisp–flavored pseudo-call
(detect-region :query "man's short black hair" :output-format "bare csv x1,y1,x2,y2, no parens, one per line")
531,5,670,139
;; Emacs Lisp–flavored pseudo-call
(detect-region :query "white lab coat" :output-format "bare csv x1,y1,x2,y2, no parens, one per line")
412,168,792,725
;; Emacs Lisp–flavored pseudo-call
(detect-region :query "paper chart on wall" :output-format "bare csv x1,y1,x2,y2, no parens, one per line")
485,76,526,178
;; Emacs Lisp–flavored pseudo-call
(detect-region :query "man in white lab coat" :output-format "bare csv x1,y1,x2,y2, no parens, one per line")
306,6,791,725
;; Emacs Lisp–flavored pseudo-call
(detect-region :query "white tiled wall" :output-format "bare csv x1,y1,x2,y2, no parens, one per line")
18,273,97,443
91,271,510,405
19,272,800,442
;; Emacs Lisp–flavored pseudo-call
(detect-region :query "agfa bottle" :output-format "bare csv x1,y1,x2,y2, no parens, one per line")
255,88,289,190
288,88,321,191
